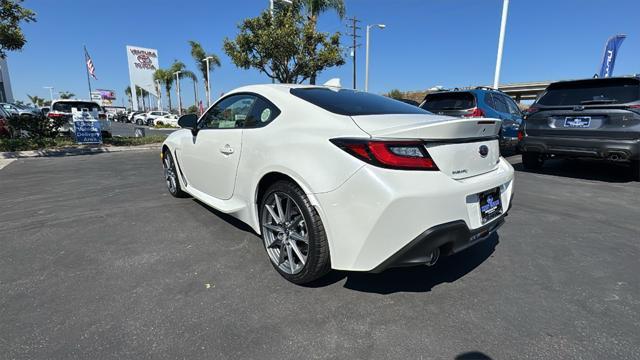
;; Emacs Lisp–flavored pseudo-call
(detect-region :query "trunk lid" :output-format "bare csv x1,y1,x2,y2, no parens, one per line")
351,114,502,179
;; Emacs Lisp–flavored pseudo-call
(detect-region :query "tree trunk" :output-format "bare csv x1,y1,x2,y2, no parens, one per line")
309,14,319,85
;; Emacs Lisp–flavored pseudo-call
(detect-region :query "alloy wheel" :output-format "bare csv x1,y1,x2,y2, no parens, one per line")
261,192,309,275
163,153,177,194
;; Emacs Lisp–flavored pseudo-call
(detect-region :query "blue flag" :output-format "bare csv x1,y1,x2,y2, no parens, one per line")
598,34,626,78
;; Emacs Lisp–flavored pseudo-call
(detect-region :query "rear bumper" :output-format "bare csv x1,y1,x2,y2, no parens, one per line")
313,157,514,272
520,136,640,160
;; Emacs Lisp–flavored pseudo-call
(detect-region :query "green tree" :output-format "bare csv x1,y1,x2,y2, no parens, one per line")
0,0,36,58
223,2,344,84
27,94,45,107
300,0,345,84
387,89,404,100
58,91,75,99
188,41,220,106
153,69,173,112
124,86,132,109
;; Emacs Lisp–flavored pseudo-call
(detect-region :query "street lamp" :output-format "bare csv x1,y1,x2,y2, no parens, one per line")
174,70,182,115
155,79,163,110
493,0,509,89
202,56,215,107
43,86,54,103
268,0,292,83
269,0,292,17
365,23,386,92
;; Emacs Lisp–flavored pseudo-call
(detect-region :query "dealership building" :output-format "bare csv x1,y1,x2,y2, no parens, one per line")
0,58,14,103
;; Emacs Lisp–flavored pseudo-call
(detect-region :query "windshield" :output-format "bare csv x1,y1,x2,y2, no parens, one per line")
537,78,640,106
290,88,429,116
52,101,101,113
421,92,476,111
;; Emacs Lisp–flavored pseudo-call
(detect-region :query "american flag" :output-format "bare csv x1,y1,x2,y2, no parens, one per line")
84,47,97,80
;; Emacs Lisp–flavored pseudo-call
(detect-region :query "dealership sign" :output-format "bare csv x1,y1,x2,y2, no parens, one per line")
126,45,159,111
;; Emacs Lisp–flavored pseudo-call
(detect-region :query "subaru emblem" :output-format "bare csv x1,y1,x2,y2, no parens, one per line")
479,145,489,158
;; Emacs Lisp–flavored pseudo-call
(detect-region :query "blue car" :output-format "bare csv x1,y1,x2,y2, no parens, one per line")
420,87,523,152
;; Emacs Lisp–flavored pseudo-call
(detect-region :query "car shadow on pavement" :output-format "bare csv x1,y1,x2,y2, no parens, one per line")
306,234,499,294
455,351,493,360
511,156,637,183
192,199,256,234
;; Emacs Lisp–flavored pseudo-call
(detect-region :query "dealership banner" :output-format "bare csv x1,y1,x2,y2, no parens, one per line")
598,34,626,78
126,45,159,111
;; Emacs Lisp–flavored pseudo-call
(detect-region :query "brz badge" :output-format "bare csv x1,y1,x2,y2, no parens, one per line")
479,145,489,158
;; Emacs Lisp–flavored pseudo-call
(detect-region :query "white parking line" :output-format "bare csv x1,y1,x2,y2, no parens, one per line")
0,159,15,171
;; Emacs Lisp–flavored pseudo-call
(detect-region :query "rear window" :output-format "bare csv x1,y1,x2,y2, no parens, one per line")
537,78,640,106
52,101,101,113
290,88,429,116
421,92,476,111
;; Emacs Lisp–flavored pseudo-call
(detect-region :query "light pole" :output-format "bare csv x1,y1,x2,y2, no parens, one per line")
43,86,54,103
269,0,292,17
203,56,214,107
155,80,163,110
174,71,182,115
365,24,386,92
269,0,292,83
493,0,509,89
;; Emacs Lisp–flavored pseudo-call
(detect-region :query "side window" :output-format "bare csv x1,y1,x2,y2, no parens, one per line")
491,93,509,113
503,95,521,116
199,94,257,129
484,93,495,109
244,97,281,128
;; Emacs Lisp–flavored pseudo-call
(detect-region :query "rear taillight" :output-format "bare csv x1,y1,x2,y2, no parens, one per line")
463,107,485,118
517,130,524,141
628,104,640,114
47,112,65,119
525,106,540,115
331,139,438,170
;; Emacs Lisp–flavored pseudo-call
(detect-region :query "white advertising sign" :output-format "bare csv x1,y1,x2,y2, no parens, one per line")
126,45,159,111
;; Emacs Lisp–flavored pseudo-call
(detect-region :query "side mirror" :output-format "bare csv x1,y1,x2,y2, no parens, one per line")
178,114,198,135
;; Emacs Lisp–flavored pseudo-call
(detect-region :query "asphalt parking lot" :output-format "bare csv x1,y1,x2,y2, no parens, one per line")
1,151,638,359
110,121,177,138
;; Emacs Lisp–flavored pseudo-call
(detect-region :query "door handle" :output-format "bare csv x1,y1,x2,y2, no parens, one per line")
219,144,234,155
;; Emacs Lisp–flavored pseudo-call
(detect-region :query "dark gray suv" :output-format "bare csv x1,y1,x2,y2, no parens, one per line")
520,76,640,179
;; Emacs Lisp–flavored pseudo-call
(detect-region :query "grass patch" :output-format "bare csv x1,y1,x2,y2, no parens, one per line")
0,135,166,152
105,135,166,146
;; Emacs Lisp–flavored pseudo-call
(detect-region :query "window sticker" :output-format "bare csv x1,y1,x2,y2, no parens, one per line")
260,108,271,122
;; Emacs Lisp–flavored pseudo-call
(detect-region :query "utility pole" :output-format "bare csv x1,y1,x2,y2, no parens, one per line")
346,16,361,90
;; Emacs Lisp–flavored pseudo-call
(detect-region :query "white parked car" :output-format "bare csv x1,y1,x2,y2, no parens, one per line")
161,84,514,284
153,113,179,127
134,110,170,126
47,100,112,137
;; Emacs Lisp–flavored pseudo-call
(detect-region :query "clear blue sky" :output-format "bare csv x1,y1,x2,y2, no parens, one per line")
7,0,640,106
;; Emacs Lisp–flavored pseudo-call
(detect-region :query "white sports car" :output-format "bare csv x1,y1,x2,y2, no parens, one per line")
161,84,514,284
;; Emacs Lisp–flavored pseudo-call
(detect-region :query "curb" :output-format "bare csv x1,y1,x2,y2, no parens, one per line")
0,143,163,159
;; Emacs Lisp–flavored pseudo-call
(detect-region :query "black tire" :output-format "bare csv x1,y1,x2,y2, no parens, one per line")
259,180,331,284
163,150,187,198
522,152,544,170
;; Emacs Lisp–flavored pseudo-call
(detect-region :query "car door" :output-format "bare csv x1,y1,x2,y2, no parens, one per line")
178,94,258,200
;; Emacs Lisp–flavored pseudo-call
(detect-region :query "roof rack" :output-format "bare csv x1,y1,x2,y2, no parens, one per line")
474,86,505,93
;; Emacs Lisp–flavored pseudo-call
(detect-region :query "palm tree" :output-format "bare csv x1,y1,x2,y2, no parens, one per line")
124,86,132,109
27,94,45,107
154,69,174,112
59,91,75,99
300,0,346,84
170,61,197,114
188,41,221,107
